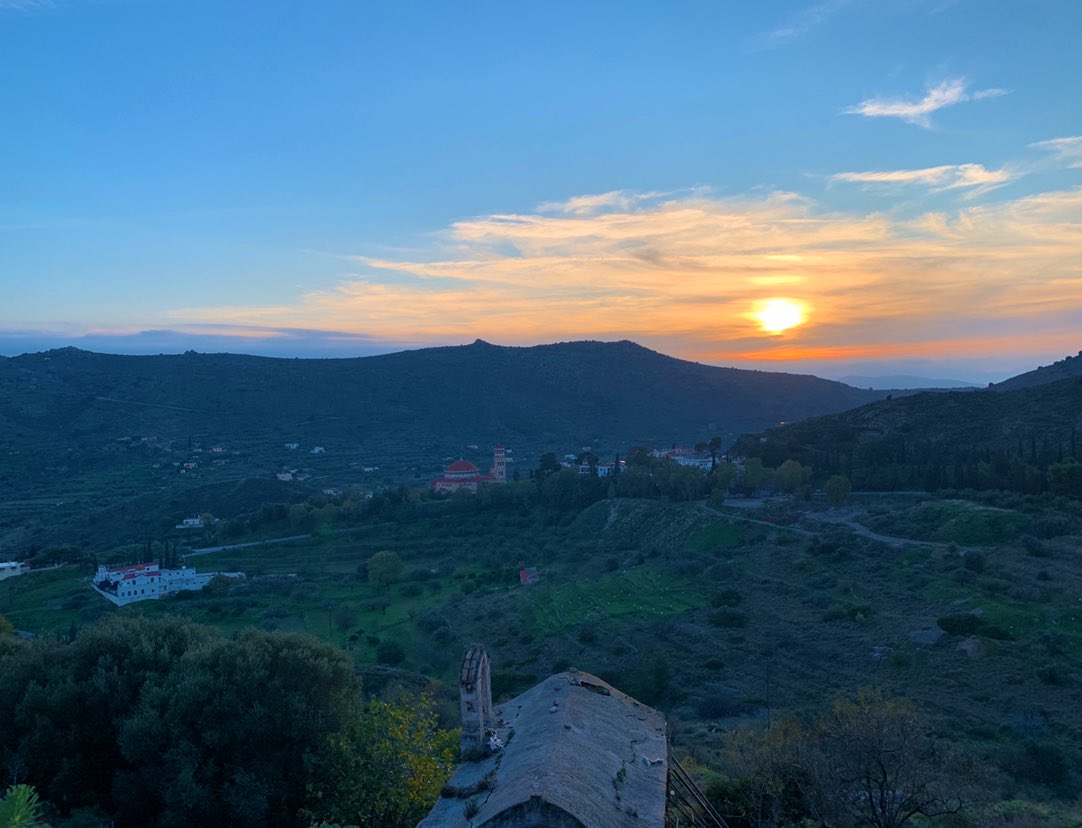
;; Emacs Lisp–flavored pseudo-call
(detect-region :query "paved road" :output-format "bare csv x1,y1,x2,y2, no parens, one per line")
800,510,951,549
185,534,312,557
185,525,371,557
704,500,951,549
700,502,816,536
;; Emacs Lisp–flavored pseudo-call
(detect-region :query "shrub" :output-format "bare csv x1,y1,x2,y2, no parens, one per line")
376,640,406,666
708,609,748,628
963,551,986,573
1036,665,1066,686
695,692,741,719
937,613,985,635
710,589,742,608
1009,741,1067,787
1021,535,1049,557
937,613,1009,639
822,603,872,622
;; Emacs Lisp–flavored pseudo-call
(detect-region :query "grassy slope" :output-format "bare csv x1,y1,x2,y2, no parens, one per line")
4,494,1080,811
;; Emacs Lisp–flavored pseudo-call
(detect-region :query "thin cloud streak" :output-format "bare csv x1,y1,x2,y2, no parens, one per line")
750,0,856,49
173,186,1082,367
1031,136,1082,169
832,163,1016,196
844,77,1007,127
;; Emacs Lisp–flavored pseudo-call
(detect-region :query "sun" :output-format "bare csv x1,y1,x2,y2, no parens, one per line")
754,298,808,334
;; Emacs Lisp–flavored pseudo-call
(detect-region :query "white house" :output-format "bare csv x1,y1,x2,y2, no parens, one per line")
577,460,626,477
176,517,205,529
92,563,244,606
0,561,29,581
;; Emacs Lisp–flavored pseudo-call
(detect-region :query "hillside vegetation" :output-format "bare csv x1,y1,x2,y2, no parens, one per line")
732,377,1082,494
0,340,889,554
993,350,1082,391
5,485,1081,821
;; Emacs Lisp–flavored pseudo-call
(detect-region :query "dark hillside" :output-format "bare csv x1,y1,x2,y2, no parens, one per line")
993,350,1082,391
0,340,890,553
732,377,1082,493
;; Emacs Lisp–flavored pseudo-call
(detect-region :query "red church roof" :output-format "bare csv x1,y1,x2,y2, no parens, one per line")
446,459,480,473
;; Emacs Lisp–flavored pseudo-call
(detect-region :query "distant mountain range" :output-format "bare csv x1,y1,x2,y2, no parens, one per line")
838,374,977,390
0,340,895,461
3,340,1077,551
1,339,903,551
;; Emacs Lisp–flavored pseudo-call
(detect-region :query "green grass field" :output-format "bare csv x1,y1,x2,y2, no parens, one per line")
4,494,1082,820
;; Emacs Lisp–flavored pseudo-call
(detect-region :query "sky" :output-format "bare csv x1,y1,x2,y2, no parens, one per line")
2,0,1081,384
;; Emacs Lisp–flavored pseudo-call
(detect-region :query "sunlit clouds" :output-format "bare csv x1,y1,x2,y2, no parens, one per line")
174,182,1082,368
832,163,1015,197
843,77,1007,128
1031,136,1082,169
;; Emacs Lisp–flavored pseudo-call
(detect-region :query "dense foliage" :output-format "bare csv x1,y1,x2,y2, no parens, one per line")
733,378,1082,496
717,690,968,828
0,616,455,827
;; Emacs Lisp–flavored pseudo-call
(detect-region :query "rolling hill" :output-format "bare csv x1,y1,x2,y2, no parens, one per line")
992,349,1082,391
732,374,1082,493
0,339,891,553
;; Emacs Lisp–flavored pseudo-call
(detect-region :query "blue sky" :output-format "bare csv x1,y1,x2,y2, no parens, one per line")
2,0,1081,382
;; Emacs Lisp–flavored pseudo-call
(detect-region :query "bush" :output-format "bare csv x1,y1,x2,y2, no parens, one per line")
1021,535,1049,557
695,691,742,719
937,613,986,636
710,589,742,608
963,551,986,573
1036,665,1067,686
708,609,748,628
577,624,597,644
376,640,406,665
822,602,872,622
1009,740,1067,787
937,613,1009,639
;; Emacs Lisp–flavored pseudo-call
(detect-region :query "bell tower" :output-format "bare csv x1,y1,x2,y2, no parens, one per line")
491,445,507,484
459,644,494,756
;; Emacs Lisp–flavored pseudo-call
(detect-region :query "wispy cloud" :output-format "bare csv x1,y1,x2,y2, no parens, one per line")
832,163,1016,196
844,77,1008,127
750,0,855,49
173,185,1082,368
0,0,55,10
1030,136,1082,169
537,190,671,216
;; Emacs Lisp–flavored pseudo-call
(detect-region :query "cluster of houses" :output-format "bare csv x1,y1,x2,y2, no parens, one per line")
92,562,245,606
431,444,728,493
283,442,325,454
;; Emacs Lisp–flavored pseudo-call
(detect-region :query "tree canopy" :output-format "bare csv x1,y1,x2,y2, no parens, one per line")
0,615,456,827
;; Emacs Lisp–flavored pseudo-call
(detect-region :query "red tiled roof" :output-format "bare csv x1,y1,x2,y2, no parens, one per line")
109,562,157,574
446,459,479,473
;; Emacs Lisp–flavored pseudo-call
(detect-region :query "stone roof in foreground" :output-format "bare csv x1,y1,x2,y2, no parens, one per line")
418,670,667,828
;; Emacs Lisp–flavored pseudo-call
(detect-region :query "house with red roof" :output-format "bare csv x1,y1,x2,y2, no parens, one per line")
92,562,244,606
